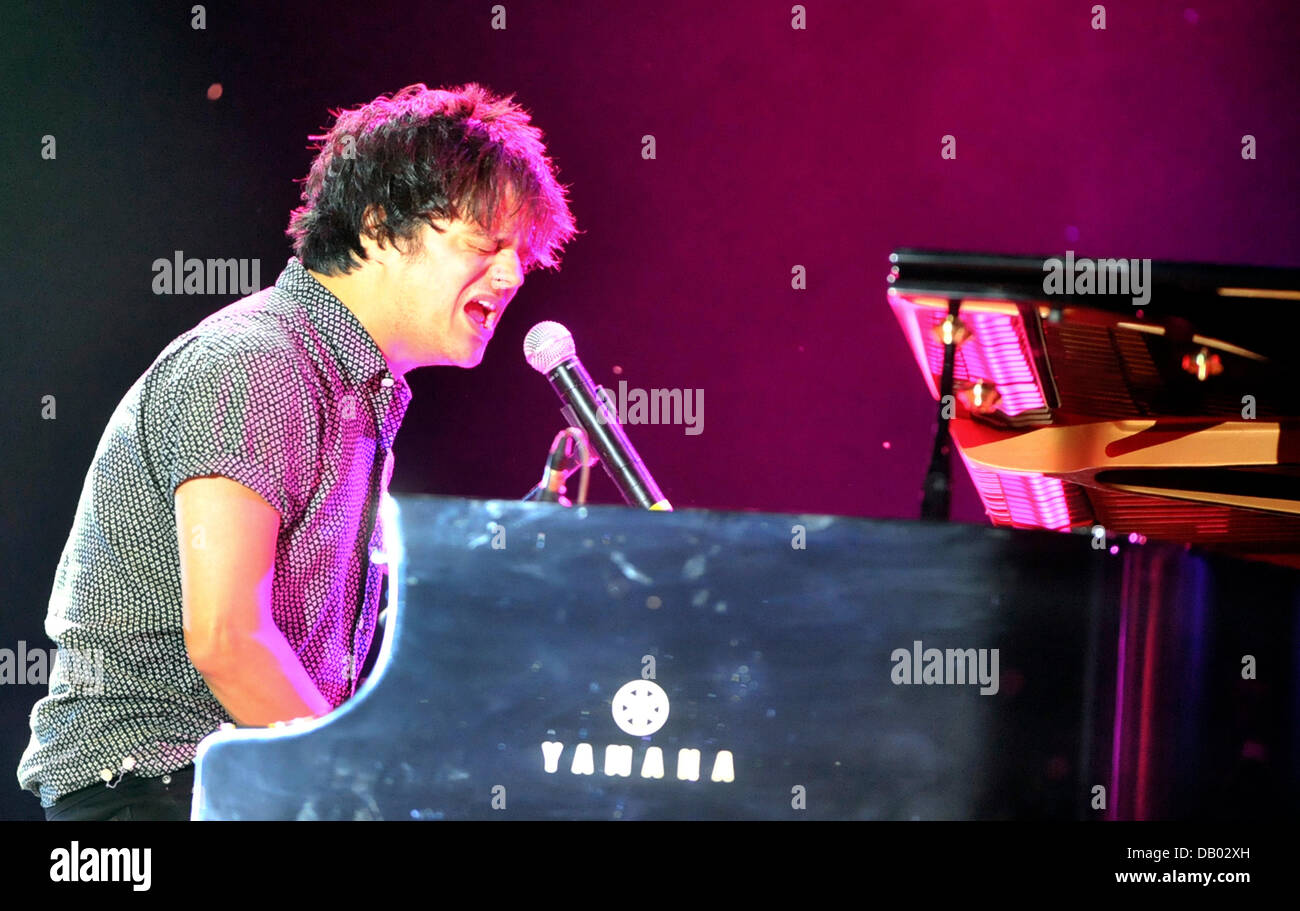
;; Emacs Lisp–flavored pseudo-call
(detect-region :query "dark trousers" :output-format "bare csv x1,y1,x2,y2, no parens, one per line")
44,766,196,821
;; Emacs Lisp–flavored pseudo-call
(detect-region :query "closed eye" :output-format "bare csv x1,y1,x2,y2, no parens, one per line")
469,237,503,255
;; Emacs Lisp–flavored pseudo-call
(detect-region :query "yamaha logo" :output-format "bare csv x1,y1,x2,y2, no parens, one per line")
540,678,735,782
611,679,670,736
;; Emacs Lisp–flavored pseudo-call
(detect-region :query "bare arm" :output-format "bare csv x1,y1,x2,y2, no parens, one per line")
175,476,332,725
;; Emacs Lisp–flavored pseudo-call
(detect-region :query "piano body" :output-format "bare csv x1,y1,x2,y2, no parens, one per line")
193,496,1300,820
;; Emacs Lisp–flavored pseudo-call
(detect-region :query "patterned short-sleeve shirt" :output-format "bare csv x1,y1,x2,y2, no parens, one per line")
18,258,412,808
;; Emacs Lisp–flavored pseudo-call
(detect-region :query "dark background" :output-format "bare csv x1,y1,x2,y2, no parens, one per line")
2,0,1298,819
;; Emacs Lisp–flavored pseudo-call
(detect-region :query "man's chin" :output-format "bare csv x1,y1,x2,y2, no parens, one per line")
421,337,488,368
454,344,487,368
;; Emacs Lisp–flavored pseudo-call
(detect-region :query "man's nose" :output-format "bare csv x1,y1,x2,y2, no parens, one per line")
490,250,525,290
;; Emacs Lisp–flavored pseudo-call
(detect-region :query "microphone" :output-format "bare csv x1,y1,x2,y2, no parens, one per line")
523,321,672,511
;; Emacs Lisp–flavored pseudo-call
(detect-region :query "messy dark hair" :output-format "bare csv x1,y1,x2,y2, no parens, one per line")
287,83,578,275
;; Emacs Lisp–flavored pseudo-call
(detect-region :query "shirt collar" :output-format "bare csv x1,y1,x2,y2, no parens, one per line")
275,257,404,393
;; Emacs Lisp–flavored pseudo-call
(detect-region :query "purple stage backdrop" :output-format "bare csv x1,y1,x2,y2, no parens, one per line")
1,0,1298,821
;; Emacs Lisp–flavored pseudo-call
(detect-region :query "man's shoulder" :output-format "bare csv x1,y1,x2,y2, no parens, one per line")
152,285,320,385
190,284,310,355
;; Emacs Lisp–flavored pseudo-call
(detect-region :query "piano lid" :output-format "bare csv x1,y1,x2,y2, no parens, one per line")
887,248,1300,568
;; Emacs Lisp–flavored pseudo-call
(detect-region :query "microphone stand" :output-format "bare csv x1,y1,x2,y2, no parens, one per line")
522,427,594,507
920,298,962,520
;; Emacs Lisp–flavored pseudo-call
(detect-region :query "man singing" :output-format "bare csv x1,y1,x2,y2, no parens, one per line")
18,83,578,820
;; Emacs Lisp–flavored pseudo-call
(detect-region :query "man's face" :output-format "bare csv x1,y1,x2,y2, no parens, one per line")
382,214,527,370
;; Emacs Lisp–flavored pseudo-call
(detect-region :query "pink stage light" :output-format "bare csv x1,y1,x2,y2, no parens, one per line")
919,309,1047,417
962,454,1073,531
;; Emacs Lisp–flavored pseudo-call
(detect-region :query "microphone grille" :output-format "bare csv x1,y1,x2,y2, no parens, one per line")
523,321,576,374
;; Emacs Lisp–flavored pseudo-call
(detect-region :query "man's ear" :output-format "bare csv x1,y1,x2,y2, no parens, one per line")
358,205,395,263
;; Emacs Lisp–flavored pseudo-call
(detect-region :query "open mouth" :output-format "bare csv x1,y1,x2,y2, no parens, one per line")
463,297,500,333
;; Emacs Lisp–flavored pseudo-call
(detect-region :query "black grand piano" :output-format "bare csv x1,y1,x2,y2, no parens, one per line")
192,252,1300,820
